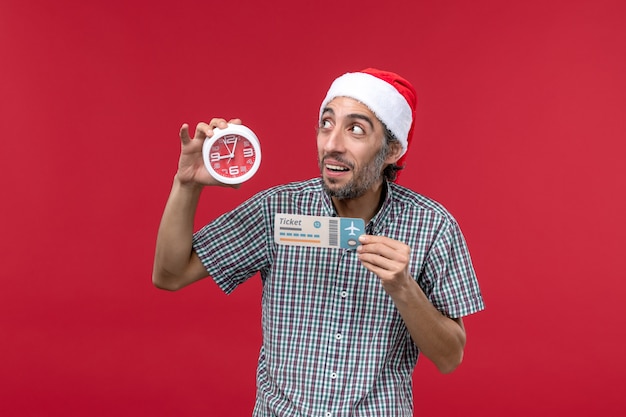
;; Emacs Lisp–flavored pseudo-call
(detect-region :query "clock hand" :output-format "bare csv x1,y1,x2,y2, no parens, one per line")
228,138,238,162
221,138,232,156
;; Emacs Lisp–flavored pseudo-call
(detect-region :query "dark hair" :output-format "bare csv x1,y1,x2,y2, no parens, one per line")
381,124,405,182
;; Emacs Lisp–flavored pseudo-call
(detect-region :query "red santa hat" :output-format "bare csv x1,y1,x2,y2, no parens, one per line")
319,68,417,167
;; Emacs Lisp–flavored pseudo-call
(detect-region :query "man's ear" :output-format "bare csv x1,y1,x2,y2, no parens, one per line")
385,141,404,165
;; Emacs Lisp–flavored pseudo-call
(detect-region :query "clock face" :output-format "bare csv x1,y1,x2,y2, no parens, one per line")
206,133,260,182
202,124,262,184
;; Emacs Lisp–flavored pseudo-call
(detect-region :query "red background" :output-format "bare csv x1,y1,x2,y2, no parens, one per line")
1,0,625,415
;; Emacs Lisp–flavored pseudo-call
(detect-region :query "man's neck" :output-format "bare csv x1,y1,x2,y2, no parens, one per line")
330,180,386,223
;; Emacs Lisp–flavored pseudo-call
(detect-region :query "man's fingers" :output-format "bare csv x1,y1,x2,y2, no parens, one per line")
359,243,393,260
179,122,209,143
359,242,408,264
358,252,395,270
179,118,242,145
179,123,192,144
357,235,411,279
194,122,211,140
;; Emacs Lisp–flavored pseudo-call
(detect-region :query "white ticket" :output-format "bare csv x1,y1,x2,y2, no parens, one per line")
274,213,365,249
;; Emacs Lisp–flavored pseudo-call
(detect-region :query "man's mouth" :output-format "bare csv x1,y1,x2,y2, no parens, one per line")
325,164,350,172
322,155,353,174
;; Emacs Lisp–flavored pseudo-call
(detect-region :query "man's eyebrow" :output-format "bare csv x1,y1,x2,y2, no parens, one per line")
320,107,375,129
346,113,375,129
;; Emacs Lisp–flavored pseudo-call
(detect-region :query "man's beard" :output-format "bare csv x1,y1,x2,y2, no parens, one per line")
319,145,388,200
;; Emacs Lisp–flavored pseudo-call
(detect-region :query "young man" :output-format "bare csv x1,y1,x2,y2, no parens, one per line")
153,68,484,416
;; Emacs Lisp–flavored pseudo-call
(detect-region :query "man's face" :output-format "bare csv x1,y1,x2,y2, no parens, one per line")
317,97,398,199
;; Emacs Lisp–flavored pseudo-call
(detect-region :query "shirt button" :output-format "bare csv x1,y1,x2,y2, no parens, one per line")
335,333,342,340
325,413,332,417
330,372,338,379
340,291,348,298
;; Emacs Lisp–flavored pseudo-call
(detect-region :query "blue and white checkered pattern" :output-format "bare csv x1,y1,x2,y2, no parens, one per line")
193,178,484,417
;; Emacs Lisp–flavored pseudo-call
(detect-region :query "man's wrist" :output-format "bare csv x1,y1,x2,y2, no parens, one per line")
386,277,426,307
173,174,204,194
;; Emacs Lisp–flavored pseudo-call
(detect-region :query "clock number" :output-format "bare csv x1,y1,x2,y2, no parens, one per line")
210,152,221,162
243,147,254,158
229,166,240,176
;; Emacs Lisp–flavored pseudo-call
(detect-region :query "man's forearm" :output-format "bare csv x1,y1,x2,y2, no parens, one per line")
390,280,466,374
152,175,204,289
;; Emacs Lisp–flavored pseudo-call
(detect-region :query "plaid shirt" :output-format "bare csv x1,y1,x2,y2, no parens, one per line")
193,178,484,417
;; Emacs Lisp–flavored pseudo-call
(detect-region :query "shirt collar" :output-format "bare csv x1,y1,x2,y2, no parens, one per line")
367,180,395,235
318,178,336,217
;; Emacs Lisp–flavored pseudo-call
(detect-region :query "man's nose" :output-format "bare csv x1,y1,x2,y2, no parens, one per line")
323,128,346,153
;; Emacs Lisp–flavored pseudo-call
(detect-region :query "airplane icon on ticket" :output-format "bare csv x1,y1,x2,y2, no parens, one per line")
344,221,361,236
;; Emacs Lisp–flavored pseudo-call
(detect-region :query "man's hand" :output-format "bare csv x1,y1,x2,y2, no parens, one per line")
176,118,242,188
356,235,413,295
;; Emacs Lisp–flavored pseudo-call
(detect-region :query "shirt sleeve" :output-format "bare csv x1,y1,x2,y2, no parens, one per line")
192,195,271,294
423,220,485,318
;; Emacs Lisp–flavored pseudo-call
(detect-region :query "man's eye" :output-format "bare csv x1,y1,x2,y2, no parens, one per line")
320,119,332,129
350,125,365,134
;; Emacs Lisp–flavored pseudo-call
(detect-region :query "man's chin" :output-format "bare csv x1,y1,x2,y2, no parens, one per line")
322,175,345,190
322,178,361,200
322,180,341,197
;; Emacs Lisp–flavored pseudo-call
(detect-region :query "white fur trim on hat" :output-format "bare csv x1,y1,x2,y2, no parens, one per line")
319,72,413,157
